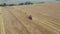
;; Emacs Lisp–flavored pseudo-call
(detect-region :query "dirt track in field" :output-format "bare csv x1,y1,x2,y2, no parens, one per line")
1,2,60,34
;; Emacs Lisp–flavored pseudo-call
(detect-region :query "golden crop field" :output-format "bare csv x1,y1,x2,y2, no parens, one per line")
0,2,60,34
0,7,5,34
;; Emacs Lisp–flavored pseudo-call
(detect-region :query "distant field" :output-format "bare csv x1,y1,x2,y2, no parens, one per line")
13,2,60,19
0,2,60,34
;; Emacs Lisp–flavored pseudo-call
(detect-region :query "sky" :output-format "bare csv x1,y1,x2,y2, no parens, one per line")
0,0,56,4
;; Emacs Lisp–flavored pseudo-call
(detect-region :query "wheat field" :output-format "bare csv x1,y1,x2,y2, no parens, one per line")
0,2,60,34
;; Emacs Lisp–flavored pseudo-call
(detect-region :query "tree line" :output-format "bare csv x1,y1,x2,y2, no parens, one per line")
0,1,33,6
